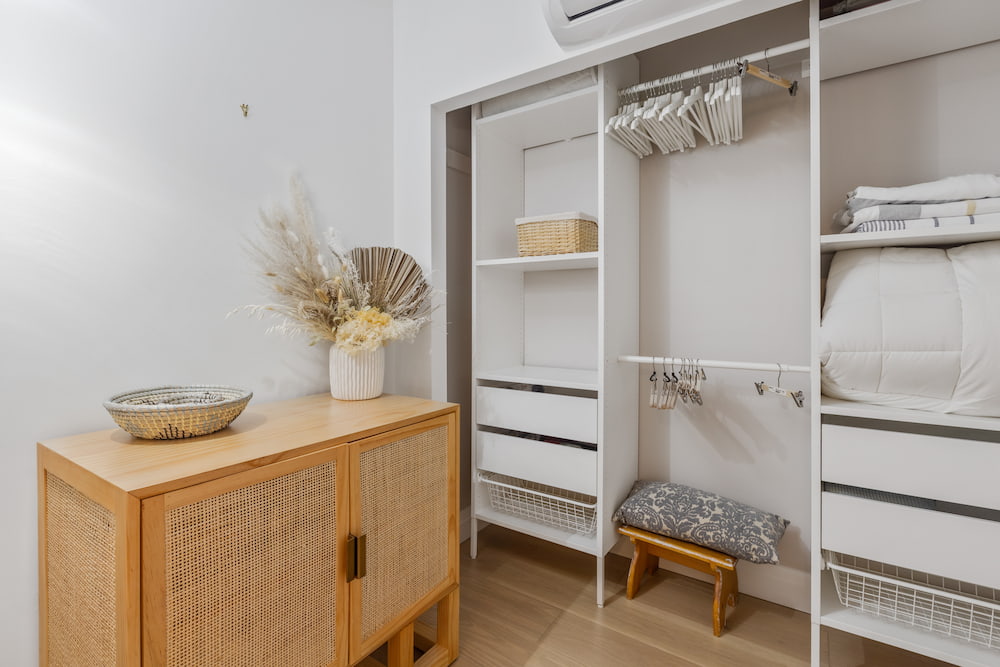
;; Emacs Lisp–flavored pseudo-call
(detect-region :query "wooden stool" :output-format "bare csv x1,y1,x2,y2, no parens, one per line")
619,525,739,637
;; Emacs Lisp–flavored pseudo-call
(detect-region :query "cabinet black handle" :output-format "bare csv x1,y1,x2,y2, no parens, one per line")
347,533,367,581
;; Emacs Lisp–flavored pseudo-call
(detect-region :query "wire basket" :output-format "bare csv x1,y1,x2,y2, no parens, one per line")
104,385,252,440
479,471,597,534
827,551,1000,650
515,212,598,257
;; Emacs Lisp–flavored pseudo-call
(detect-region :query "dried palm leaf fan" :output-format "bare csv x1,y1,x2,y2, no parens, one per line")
349,246,432,319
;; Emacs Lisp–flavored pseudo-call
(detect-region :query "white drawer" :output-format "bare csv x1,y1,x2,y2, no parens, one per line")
822,424,1000,510
476,431,596,496
822,492,1000,589
476,386,597,443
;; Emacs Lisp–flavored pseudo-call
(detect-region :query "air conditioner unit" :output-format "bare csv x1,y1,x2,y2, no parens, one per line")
541,0,740,47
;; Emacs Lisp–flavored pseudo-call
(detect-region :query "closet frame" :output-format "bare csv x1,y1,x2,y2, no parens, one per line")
810,1,1000,665
468,58,641,607
459,0,1000,661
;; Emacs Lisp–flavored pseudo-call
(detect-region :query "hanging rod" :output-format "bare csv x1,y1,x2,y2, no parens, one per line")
617,38,809,101
618,355,810,374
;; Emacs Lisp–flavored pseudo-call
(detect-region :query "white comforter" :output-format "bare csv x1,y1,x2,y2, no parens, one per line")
821,241,1000,416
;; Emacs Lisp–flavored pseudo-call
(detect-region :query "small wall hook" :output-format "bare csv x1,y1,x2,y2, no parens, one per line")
240,104,249,117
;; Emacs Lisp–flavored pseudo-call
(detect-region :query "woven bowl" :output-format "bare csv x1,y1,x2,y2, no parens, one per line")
104,385,253,440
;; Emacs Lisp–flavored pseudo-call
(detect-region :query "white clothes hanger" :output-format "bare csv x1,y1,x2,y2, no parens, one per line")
660,90,695,151
621,103,654,156
606,102,649,157
679,84,713,145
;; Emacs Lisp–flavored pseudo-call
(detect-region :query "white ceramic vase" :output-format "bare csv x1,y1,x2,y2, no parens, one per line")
329,345,385,400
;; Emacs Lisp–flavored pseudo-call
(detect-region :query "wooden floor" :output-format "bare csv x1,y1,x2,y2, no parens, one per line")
430,526,952,667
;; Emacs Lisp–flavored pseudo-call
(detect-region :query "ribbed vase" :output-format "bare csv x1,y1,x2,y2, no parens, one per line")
329,345,385,400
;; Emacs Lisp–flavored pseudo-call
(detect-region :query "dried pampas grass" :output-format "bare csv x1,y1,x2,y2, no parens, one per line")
236,177,434,352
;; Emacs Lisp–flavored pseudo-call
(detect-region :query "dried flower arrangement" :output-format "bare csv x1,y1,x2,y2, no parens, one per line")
238,179,432,353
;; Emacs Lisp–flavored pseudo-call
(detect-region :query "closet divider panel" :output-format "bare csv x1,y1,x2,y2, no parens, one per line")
596,54,641,559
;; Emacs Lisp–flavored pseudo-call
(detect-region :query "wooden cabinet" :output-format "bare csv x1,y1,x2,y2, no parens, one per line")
38,393,460,667
468,60,640,606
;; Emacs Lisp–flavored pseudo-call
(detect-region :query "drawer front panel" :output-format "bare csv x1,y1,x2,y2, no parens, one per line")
822,424,1000,510
476,386,597,443
476,431,596,496
822,492,1000,588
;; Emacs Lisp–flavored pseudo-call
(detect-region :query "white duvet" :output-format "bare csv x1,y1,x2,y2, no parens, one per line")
820,241,1000,416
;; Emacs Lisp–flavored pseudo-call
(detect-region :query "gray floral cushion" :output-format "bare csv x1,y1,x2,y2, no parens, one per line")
613,481,789,564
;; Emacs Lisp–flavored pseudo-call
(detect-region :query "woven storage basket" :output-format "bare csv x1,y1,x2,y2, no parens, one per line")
103,385,252,440
516,212,598,257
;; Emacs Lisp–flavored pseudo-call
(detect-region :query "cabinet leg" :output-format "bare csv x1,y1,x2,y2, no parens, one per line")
387,622,415,667
436,587,460,662
596,555,605,607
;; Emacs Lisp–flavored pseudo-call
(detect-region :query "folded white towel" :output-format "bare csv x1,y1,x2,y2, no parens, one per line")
849,197,1000,226
846,173,1000,212
845,210,1000,234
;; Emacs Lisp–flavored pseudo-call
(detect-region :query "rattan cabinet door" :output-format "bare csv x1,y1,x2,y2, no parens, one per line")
141,446,350,667
349,414,459,661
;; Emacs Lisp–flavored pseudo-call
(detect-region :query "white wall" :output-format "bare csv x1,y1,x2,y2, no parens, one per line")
0,1,393,662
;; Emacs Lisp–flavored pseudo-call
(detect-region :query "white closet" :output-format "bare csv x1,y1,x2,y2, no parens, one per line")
813,1,1000,665
469,59,640,606
461,0,1000,661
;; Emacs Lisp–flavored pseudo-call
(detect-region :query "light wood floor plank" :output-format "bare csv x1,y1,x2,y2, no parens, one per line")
448,526,952,667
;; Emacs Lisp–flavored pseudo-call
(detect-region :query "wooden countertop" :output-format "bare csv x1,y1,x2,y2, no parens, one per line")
38,393,457,499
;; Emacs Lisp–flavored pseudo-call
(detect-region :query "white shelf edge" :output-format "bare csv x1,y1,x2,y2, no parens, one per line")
474,86,599,129
476,365,599,391
818,0,920,28
476,252,599,271
820,224,1000,252
819,0,1000,80
819,572,1000,666
820,397,1000,433
474,507,600,555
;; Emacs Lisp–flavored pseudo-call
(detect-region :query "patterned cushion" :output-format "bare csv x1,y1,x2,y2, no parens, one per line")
612,481,789,564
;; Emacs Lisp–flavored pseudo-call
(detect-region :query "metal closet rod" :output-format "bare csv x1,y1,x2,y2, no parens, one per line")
617,38,809,99
618,355,810,374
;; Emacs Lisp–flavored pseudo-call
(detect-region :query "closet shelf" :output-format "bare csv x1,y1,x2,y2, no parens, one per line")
477,365,599,391
820,223,1000,252
819,573,1000,667
476,252,599,272
475,86,599,149
819,0,1000,80
820,397,1000,433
